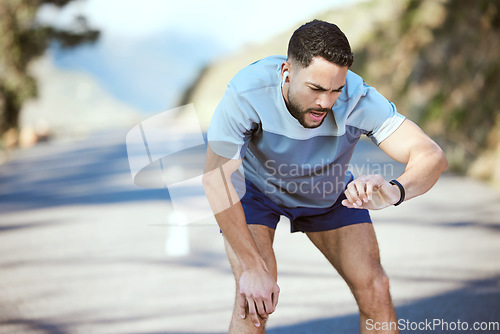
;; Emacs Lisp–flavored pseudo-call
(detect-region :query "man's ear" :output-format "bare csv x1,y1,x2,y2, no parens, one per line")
280,61,292,86
280,61,291,77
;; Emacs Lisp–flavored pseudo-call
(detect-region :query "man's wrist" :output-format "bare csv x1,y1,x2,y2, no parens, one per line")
389,179,405,206
240,254,268,272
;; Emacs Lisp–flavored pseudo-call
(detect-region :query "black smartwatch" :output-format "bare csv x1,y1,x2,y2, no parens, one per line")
389,180,405,206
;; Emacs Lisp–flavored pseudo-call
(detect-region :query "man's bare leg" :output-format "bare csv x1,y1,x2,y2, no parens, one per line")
306,223,398,334
224,224,277,334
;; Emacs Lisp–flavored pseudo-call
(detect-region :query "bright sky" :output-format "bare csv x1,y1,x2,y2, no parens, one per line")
38,0,360,51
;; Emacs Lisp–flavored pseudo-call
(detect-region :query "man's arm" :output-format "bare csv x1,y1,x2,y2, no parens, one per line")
202,144,279,327
342,119,448,209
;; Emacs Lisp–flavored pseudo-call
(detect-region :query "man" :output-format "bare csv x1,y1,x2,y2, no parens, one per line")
202,20,448,333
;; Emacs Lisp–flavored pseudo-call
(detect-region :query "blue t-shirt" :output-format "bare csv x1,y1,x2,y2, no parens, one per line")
207,55,405,208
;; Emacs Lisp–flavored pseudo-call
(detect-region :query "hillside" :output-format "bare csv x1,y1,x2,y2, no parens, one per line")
349,0,500,184
18,56,142,145
182,0,500,186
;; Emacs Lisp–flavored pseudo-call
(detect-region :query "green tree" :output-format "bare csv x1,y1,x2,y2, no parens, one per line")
0,0,99,147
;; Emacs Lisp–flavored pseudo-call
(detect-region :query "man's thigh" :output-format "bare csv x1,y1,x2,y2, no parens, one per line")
305,223,382,284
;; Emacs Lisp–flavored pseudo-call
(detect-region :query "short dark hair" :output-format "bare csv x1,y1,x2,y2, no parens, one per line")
287,19,354,68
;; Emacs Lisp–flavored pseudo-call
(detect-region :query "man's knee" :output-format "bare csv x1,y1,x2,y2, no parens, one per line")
351,269,392,309
371,272,391,298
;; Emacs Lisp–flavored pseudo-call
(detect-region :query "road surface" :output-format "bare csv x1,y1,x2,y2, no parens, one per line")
0,129,499,333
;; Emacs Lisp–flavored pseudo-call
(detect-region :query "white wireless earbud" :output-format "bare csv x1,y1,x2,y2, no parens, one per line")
281,71,289,87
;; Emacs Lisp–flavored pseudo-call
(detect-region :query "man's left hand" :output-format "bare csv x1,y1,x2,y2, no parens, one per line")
341,175,401,210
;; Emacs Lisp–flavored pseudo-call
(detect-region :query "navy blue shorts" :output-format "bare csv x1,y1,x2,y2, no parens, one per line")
240,180,372,233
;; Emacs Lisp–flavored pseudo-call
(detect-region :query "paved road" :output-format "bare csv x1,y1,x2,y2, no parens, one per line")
0,129,499,334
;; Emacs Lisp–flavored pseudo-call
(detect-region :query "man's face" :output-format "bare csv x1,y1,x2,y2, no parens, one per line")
283,57,348,129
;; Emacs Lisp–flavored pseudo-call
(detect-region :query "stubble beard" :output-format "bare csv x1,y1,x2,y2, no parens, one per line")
286,90,330,129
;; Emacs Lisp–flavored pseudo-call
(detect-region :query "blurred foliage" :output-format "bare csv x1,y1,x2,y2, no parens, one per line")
351,0,500,178
0,0,99,146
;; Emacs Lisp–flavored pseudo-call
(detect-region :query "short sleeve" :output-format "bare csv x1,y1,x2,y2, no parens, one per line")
351,83,406,145
207,85,259,159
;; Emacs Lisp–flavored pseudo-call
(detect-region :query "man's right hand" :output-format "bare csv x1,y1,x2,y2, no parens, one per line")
239,268,280,327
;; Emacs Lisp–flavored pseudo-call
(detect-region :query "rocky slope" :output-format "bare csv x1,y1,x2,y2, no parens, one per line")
350,0,500,185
